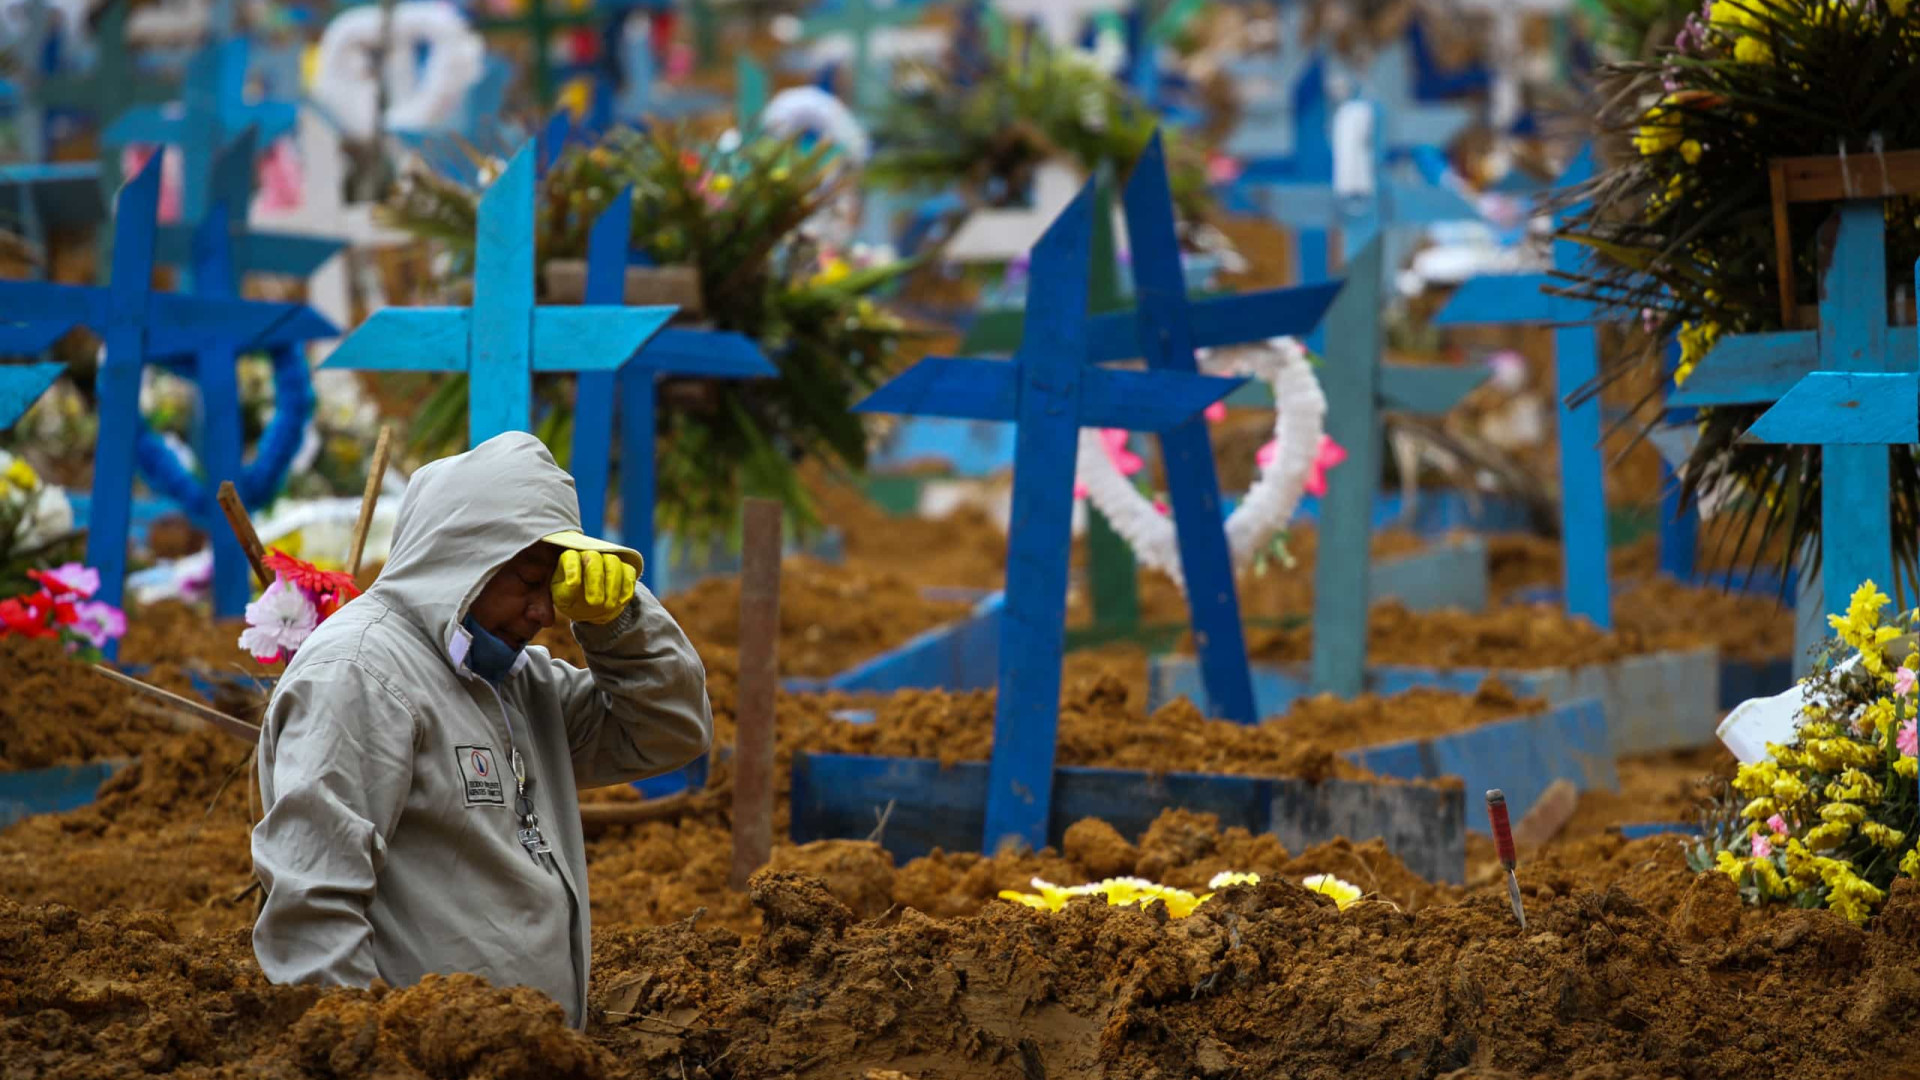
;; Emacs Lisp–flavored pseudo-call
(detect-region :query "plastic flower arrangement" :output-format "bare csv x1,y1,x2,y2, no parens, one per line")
0,562,127,659
1561,0,1920,591
1690,580,1920,924
0,450,78,590
237,550,361,664
997,871,1364,916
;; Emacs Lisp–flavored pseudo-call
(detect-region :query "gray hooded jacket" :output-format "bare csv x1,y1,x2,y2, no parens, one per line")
250,432,712,1027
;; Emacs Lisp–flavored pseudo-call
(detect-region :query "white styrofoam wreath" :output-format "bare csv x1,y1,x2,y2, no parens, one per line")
1075,336,1325,592
310,1,484,143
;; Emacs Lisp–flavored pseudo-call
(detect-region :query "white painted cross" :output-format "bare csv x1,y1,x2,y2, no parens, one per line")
942,160,1125,265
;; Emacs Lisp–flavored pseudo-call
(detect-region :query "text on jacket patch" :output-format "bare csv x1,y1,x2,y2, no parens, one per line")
456,745,506,806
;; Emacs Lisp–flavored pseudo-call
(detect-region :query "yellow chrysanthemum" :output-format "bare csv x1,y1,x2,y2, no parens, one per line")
1803,737,1880,772
1898,756,1918,780
1634,97,1687,157
1820,803,1867,826
1805,821,1852,849
1208,871,1262,890
1741,796,1777,820
1861,822,1906,850
1828,768,1884,804
1679,139,1705,164
1733,760,1780,797
1732,35,1773,64
1301,874,1363,910
1772,773,1810,806
1903,848,1920,878
1674,320,1723,387
3,458,38,491
1858,700,1899,742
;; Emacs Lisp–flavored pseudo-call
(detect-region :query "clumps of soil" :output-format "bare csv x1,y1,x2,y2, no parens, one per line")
587,862,1920,1080
0,636,206,771
1243,599,1677,670
804,464,1010,591
806,672,1536,780
117,599,260,675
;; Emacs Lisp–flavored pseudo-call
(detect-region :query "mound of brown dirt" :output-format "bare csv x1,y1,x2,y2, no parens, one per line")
805,673,1534,780
0,636,217,771
1243,599,1668,670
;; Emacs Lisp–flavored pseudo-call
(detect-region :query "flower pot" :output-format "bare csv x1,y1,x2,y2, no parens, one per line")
541,260,704,316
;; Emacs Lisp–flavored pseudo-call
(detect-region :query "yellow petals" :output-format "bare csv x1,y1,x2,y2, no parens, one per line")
1208,871,1263,890
1805,821,1852,849
3,458,38,491
1732,35,1773,64
1860,822,1906,850
1741,796,1777,820
1903,848,1920,878
1301,874,1363,910
1680,139,1704,164
1820,802,1866,826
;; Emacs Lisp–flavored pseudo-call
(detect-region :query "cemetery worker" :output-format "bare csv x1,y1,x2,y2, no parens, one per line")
249,431,712,1029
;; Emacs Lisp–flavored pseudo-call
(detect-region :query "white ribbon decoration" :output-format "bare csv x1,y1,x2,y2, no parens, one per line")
1075,336,1325,592
759,86,873,164
309,1,484,143
1330,99,1375,200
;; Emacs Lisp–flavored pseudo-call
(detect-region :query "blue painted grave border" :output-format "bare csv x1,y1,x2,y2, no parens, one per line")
0,759,131,827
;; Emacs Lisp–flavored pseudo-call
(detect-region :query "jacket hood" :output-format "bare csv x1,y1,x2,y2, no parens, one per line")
370,432,585,659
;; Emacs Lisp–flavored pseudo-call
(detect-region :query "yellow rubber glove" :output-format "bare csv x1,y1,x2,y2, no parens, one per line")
551,550,637,625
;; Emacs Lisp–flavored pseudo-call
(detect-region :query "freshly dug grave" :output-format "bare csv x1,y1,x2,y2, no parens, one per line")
1486,534,1795,664
0,635,211,771
806,673,1539,778
804,465,1010,591
1241,598,1726,670
14,858,1920,1080
117,599,259,674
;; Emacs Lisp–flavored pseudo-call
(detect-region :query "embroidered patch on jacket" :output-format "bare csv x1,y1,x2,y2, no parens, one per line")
455,745,506,806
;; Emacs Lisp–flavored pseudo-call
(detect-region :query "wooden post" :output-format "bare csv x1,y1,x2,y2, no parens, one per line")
348,425,393,580
216,480,272,588
729,497,783,891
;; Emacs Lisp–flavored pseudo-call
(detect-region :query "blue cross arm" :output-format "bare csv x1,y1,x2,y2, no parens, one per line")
0,281,108,331
1383,176,1479,225
639,329,779,378
1248,183,1339,227
1382,107,1473,154
320,308,468,373
1085,282,1344,363
1431,274,1557,325
0,361,64,428
156,226,346,279
1378,363,1489,415
149,303,338,362
147,296,333,357
1742,372,1920,445
1665,330,1822,408
0,163,105,227
0,320,79,356
853,356,1246,431
532,307,678,371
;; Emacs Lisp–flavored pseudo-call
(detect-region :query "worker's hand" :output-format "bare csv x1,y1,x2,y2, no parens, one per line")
551,550,637,625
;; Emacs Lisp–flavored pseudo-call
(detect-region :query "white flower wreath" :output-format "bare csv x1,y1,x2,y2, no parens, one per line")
1075,336,1326,593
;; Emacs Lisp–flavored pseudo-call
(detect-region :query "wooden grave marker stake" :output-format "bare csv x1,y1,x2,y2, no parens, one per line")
349,425,395,581
729,496,782,891
854,180,1245,854
319,143,678,446
0,155,326,650
1433,146,1615,628
568,190,775,591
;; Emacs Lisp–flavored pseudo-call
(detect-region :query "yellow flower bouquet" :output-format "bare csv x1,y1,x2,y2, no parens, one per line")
1693,581,1920,923
997,871,1364,917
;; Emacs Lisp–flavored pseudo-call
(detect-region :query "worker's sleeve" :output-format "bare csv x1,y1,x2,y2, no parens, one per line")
251,659,418,990
553,582,713,790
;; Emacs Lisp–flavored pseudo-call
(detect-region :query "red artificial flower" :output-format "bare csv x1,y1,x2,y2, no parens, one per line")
0,594,55,638
27,567,80,599
263,550,362,612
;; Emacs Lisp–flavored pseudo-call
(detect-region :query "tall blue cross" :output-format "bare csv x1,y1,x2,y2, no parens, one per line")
1221,0,1318,177
1432,147,1616,627
0,156,331,643
102,38,299,229
151,128,343,617
1311,236,1489,697
321,143,678,445
1695,203,1911,636
853,179,1247,855
568,189,776,590
1118,131,1339,723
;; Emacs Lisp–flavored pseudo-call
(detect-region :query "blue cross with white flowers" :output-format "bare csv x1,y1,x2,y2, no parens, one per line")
0,362,63,428
1431,146,1617,628
102,39,298,229
0,156,333,644
568,189,777,591
1118,131,1340,723
320,143,678,445
150,128,344,617
1695,202,1912,637
854,178,1247,855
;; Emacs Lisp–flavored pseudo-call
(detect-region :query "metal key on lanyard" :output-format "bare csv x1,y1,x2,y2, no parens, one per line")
511,748,551,858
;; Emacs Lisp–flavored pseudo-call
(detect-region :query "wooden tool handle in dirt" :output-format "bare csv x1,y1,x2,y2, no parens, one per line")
216,481,273,588
1486,789,1516,869
729,498,783,892
348,425,393,581
90,663,262,743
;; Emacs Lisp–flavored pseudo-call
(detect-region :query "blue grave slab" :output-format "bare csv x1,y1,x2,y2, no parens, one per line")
1365,536,1489,614
0,759,131,828
1616,822,1701,840
1149,647,1720,756
790,752,1467,884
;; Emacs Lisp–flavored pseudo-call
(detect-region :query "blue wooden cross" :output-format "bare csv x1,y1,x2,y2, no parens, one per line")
610,10,727,124
567,189,776,590
1119,131,1340,723
102,38,299,229
1311,236,1489,697
321,143,678,446
152,128,343,617
0,361,63,427
1431,147,1616,628
1658,338,1698,580
797,0,919,116
853,179,1247,855
0,0,92,270
1696,203,1910,637
0,156,331,643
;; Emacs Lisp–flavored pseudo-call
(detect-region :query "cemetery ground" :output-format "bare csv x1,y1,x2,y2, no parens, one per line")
0,477,1852,1080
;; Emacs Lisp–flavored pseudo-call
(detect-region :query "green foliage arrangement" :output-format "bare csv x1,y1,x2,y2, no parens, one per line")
377,125,918,547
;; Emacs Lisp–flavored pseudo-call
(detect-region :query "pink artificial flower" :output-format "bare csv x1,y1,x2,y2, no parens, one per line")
120,146,183,223
68,601,127,649
666,42,694,80
1303,435,1348,498
1204,402,1227,424
1206,153,1243,186
1899,718,1919,760
1766,814,1789,839
1073,481,1089,500
254,139,304,213
1750,833,1772,859
238,578,319,664
1100,430,1144,477
1896,665,1917,698
49,563,99,599
1255,439,1278,471
1153,498,1170,516
1487,350,1528,394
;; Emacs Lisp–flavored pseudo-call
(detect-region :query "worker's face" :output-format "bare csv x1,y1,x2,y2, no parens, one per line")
469,542,560,651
